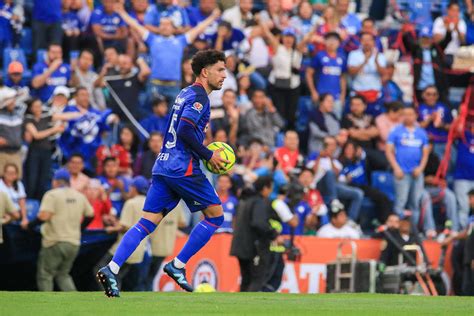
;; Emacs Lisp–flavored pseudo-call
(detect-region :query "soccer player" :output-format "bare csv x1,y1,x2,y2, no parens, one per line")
96,4,228,298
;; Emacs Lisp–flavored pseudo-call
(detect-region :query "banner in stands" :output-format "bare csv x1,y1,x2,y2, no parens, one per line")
153,235,450,293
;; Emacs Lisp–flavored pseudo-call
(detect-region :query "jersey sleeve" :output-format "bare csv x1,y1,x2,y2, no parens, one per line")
310,54,321,70
386,128,397,146
180,93,209,125
89,10,102,26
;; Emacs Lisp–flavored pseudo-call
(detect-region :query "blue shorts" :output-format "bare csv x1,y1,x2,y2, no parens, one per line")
143,174,221,214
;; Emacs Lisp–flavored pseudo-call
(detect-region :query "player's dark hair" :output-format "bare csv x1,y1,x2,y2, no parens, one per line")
468,189,474,196
254,175,273,193
324,32,341,42
350,95,367,105
191,50,226,76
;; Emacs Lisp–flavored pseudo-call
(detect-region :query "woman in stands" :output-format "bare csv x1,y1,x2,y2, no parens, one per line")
0,163,27,229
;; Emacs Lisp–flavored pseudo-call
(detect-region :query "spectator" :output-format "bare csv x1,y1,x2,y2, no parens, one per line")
98,157,130,215
259,0,288,30
97,46,121,80
230,175,278,292
181,57,195,88
97,176,149,290
146,202,186,291
134,132,163,179
97,125,140,177
0,0,19,53
402,26,449,103
236,74,252,113
289,1,320,40
317,199,361,239
210,89,239,146
278,184,311,236
348,32,387,116
187,0,219,40
306,32,347,119
339,141,393,223
90,0,128,53
59,87,119,173
104,54,150,122
418,85,452,158
67,154,90,194
274,130,303,175
0,190,19,245
386,106,430,229
216,174,239,233
307,94,340,154
35,168,94,291
212,20,249,54
0,163,26,228
379,214,418,267
261,24,306,130
433,2,466,64
127,0,149,58
298,168,329,229
144,0,190,35
240,89,284,148
343,17,383,54
0,86,23,177
23,97,79,200
336,0,361,36
32,0,62,51
467,10,474,45
375,101,403,152
116,3,220,107
222,0,253,30
71,50,106,110
48,86,70,114
453,126,474,228
85,179,113,230
315,5,347,50
381,63,404,104
5,62,29,92
139,96,169,136
31,44,71,103
61,0,81,60
341,95,387,171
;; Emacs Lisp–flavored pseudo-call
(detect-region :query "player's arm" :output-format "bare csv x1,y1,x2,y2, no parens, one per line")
114,2,148,39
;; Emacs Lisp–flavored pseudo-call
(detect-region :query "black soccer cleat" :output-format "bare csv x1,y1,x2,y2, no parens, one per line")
96,266,120,298
163,261,194,292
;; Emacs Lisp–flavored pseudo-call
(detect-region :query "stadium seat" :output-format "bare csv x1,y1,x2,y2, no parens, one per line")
36,49,47,64
26,199,40,221
20,27,33,58
2,48,31,81
371,171,395,202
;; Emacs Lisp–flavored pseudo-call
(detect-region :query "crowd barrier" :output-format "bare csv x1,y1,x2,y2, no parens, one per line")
154,235,451,293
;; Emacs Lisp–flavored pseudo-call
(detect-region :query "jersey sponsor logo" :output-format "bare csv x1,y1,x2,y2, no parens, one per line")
192,102,203,113
192,259,218,289
193,201,201,206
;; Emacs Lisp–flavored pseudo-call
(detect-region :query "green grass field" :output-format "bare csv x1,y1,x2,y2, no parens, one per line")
0,292,472,316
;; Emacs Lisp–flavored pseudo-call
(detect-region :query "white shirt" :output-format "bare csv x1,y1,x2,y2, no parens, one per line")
272,199,294,223
317,223,361,239
347,49,386,92
307,157,342,183
432,17,467,55
269,45,302,89
0,179,26,210
246,35,269,69
222,5,253,30
209,70,238,108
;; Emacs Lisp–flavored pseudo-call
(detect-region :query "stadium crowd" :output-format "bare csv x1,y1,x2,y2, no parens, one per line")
0,0,473,295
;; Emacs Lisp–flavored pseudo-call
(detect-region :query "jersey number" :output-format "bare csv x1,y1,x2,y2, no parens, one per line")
165,113,178,149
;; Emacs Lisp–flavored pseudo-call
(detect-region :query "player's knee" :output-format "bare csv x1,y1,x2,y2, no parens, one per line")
203,204,223,218
205,214,224,227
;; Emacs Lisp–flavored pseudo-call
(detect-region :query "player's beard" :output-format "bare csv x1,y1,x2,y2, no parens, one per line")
208,80,223,91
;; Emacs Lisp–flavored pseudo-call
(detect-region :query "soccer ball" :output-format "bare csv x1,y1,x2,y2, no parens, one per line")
194,282,216,293
204,142,235,175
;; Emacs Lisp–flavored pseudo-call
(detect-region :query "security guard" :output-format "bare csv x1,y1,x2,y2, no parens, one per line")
35,169,94,291
0,191,19,245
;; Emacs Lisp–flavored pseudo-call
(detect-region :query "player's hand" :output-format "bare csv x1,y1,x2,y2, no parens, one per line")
208,148,230,172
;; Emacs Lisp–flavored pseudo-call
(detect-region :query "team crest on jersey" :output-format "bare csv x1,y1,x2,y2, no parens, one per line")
192,102,203,112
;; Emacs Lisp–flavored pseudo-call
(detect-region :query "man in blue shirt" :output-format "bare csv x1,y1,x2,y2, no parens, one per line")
31,44,71,102
96,25,228,296
144,0,190,34
0,0,15,52
98,157,130,215
117,4,221,107
306,32,347,118
386,106,430,231
211,20,248,54
90,0,128,53
187,0,219,40
32,0,62,51
418,85,452,158
453,128,474,229
336,0,361,35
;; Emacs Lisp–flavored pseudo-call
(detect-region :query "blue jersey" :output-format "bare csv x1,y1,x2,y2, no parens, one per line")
418,102,452,143
33,0,61,23
32,61,71,102
387,124,429,173
341,159,367,185
310,51,346,100
98,176,129,215
454,131,474,181
152,84,210,177
0,2,14,43
187,7,218,39
282,201,312,235
62,11,82,32
144,3,189,28
217,195,238,233
90,8,126,35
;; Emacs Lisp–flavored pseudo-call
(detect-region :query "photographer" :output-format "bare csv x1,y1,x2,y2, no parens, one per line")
379,214,418,267
230,176,279,292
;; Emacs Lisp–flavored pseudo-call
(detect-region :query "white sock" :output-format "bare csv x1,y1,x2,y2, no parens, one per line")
108,261,120,274
173,258,185,269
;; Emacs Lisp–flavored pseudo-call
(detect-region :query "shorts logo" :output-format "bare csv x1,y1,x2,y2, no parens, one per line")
192,259,218,289
192,102,203,112
193,201,201,206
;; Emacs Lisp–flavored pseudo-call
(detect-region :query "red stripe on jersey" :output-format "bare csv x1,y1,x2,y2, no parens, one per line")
184,158,193,176
181,117,196,127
